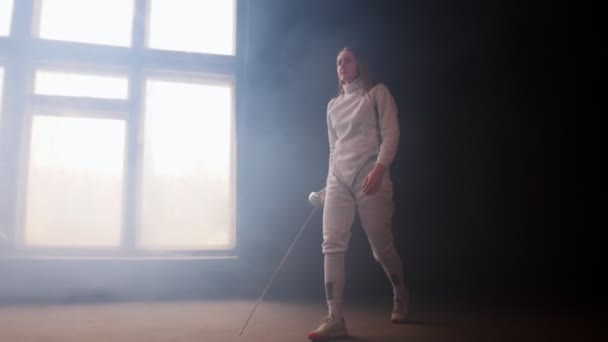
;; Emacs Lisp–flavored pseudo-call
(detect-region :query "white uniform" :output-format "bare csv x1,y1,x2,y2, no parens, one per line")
321,77,406,318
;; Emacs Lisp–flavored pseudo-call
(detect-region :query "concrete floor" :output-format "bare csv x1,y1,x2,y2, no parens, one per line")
0,298,603,342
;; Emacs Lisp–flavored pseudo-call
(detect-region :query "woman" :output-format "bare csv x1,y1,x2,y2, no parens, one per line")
307,47,408,340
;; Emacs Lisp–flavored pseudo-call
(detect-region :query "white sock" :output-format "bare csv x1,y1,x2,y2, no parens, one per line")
324,252,345,318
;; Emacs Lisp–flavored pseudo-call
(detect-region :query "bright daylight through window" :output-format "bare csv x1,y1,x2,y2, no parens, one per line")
37,0,134,46
0,0,238,254
0,0,13,36
34,71,129,99
139,79,234,250
24,116,126,248
148,0,236,55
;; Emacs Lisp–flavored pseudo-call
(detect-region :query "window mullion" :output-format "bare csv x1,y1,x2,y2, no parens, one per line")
122,0,148,252
11,0,34,42
0,0,34,248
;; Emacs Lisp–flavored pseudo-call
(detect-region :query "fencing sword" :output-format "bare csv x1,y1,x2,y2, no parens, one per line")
238,189,326,336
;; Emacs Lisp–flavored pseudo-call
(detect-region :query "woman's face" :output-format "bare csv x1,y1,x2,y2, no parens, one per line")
337,50,358,84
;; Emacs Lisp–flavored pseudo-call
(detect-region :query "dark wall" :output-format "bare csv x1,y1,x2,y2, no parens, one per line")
236,0,577,307
2,0,581,309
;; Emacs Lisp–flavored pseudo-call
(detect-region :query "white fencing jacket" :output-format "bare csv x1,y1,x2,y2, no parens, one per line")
327,78,400,187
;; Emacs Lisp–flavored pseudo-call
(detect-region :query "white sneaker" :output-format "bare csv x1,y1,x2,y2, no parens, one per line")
307,315,348,340
391,295,409,323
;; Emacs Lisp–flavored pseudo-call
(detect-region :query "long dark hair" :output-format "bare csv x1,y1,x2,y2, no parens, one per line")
336,46,377,96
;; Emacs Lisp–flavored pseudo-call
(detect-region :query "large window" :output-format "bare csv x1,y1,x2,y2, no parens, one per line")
0,0,239,256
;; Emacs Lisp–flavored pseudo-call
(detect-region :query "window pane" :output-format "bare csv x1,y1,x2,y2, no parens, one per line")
24,115,125,248
0,0,14,36
148,0,235,55
140,79,234,250
38,0,134,47
35,70,129,99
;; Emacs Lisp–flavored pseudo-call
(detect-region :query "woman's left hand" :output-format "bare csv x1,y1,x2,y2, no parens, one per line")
362,163,386,196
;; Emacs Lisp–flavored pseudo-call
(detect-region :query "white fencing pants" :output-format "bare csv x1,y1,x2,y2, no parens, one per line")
322,162,406,318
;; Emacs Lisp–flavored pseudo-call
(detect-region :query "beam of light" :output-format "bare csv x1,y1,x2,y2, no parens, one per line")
139,79,234,250
38,0,134,47
148,0,235,55
0,0,13,36
35,70,129,99
24,115,125,248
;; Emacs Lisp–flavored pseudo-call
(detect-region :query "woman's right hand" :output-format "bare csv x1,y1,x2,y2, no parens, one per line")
308,188,326,208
